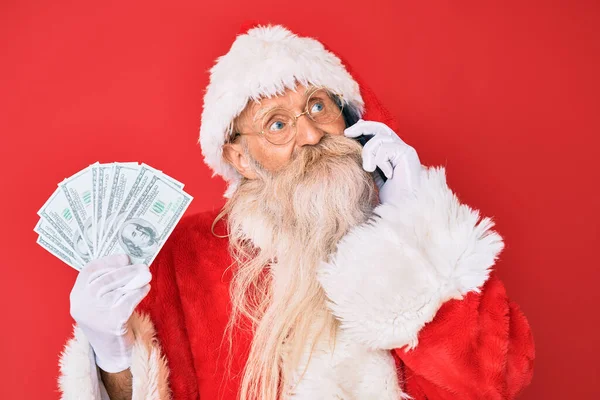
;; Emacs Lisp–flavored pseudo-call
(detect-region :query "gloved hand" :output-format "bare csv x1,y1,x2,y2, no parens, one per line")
69,254,152,373
345,119,423,205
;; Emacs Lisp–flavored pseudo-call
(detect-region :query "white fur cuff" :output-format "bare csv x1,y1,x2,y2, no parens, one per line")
58,312,171,400
318,167,504,350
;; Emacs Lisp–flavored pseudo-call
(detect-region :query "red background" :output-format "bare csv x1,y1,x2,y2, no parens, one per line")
1,1,599,398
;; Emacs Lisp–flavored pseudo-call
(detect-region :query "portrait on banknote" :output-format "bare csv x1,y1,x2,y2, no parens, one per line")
117,218,159,260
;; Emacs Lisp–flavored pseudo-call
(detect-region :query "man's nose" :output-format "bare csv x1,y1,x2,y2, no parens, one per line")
294,115,325,147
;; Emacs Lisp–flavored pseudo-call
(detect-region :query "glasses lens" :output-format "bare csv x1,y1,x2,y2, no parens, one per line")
307,88,343,124
261,108,296,145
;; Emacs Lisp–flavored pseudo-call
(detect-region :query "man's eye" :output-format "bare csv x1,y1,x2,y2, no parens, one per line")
268,120,286,131
311,101,324,114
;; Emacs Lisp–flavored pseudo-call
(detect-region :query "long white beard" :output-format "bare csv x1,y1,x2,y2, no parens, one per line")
222,134,378,400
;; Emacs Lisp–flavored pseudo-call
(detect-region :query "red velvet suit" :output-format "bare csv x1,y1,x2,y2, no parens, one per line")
135,210,534,400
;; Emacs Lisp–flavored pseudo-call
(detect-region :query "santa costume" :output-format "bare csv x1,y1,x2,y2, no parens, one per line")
57,25,535,399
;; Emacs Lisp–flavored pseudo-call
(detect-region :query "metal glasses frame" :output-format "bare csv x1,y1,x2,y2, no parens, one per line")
229,86,345,145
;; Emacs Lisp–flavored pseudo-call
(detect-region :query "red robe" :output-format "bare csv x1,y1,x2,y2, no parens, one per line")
126,208,534,400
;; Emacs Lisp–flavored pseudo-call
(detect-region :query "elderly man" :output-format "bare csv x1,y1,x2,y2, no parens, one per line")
59,25,534,399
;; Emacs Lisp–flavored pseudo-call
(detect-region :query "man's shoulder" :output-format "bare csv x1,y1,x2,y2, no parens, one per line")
155,208,231,272
169,208,228,244
139,209,233,324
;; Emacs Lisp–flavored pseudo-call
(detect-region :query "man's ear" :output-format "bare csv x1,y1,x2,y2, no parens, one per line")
222,142,257,180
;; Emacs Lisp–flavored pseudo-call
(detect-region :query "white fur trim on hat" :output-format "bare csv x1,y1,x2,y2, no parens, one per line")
199,24,364,198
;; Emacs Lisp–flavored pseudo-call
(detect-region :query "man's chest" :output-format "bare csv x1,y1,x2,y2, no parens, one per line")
172,258,407,399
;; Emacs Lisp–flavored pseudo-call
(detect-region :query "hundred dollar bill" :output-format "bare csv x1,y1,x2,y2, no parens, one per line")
59,164,96,258
99,163,180,254
36,235,82,271
99,162,142,251
37,187,92,263
98,163,140,247
34,218,85,268
91,163,99,256
99,164,164,255
101,174,192,265
95,163,118,254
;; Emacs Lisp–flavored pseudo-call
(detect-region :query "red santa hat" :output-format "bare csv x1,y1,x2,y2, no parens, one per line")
199,24,366,198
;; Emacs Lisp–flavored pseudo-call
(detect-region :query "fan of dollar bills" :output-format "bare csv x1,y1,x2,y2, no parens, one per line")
35,163,193,271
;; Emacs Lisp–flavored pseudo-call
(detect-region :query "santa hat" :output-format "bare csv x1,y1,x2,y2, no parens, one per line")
199,24,365,198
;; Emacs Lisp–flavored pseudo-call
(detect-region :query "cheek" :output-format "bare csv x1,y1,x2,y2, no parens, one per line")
329,117,347,136
248,137,295,171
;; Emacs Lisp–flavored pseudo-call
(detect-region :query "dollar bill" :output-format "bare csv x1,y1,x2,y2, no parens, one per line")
59,164,96,258
37,187,92,263
91,163,99,256
99,163,179,254
99,162,142,252
34,218,85,268
101,173,192,265
37,235,82,271
95,163,116,255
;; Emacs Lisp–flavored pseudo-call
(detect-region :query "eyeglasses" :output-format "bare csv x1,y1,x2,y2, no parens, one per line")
231,87,344,146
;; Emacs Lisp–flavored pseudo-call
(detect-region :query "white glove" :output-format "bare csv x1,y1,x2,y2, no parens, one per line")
345,119,423,205
70,254,152,373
